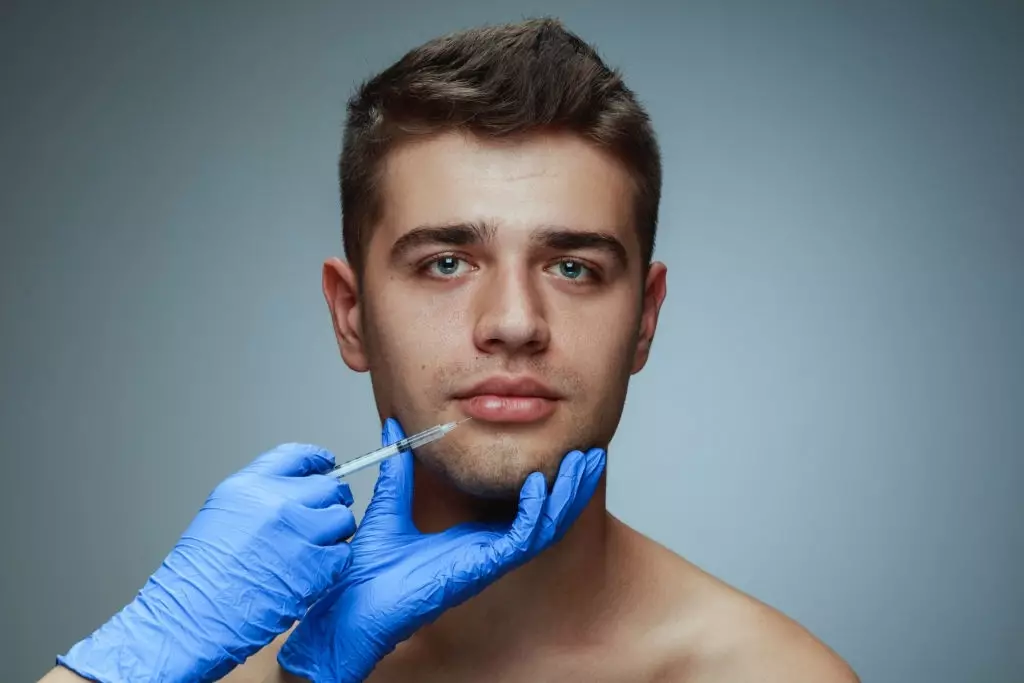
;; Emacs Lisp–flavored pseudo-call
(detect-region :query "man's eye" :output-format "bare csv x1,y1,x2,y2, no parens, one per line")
425,255,466,277
549,258,594,282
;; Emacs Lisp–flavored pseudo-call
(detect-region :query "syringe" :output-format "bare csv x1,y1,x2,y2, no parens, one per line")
328,417,471,479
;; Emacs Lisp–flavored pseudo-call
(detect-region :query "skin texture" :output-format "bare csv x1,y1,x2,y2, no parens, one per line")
220,130,858,682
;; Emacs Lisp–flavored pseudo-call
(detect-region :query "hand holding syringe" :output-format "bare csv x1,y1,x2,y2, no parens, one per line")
327,417,472,479
54,413,604,683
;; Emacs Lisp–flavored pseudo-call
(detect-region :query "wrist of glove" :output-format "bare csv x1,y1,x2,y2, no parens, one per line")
58,443,357,683
277,418,606,683
57,579,234,683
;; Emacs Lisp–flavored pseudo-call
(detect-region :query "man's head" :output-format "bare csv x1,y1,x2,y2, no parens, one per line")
324,18,667,499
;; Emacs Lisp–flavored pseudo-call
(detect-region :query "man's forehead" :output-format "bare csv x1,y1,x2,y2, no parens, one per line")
375,131,637,246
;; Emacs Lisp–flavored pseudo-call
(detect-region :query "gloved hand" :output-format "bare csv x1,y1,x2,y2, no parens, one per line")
58,443,357,683
277,417,606,683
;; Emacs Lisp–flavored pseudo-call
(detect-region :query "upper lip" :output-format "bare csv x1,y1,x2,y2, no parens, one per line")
455,376,563,400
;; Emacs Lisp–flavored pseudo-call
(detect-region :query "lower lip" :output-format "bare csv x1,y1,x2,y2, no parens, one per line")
459,395,558,423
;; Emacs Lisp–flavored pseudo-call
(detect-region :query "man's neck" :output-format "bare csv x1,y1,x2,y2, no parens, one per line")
409,461,616,661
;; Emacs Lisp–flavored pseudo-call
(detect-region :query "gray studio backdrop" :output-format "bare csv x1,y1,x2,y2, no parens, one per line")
2,2,1021,681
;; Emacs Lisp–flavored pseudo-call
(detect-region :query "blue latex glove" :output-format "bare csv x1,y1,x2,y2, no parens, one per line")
58,443,357,683
277,417,606,683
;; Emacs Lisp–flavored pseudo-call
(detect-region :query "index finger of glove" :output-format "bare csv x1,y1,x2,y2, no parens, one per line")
534,449,588,548
367,418,415,521
246,443,336,477
285,474,354,509
490,472,547,563
289,503,357,546
554,447,606,542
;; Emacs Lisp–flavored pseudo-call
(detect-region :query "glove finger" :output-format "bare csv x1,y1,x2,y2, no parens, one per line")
289,503,357,546
535,450,587,548
279,581,350,682
316,504,358,546
447,520,504,534
278,626,325,683
382,417,406,448
246,443,335,477
287,474,354,509
298,544,353,612
327,543,354,584
553,447,606,543
366,417,415,521
490,472,547,563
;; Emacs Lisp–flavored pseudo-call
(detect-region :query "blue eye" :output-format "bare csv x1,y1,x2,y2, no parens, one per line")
425,255,465,277
436,256,459,275
554,259,592,281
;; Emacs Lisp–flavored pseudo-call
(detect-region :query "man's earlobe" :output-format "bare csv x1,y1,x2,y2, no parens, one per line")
323,258,370,372
631,337,652,374
631,262,668,375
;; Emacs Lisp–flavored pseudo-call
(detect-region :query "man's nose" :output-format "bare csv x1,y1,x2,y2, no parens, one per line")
472,267,551,356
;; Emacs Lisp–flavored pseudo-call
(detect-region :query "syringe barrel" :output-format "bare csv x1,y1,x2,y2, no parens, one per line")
328,442,402,478
327,420,460,479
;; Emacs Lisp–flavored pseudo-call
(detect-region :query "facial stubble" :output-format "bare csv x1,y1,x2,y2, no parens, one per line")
361,290,636,501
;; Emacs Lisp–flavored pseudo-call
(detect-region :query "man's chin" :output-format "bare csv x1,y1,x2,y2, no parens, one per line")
411,436,565,499
414,449,556,502
430,462,528,501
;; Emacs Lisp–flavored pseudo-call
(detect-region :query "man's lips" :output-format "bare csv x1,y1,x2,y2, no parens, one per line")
453,376,562,423
454,376,562,400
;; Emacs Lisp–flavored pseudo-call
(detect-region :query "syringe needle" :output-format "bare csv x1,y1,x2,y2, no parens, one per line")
329,418,469,479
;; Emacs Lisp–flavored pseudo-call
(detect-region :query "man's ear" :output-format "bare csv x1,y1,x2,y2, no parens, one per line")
631,261,668,375
323,257,370,372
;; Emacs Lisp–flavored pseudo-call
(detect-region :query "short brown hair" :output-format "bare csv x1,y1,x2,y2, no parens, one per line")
339,17,661,274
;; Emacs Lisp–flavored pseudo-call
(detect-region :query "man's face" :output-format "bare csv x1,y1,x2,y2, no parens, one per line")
326,131,666,499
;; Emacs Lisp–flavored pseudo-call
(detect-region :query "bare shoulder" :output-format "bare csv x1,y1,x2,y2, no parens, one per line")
674,593,860,683
610,520,858,683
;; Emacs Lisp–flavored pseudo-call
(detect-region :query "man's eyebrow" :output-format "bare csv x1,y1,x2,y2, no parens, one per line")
389,222,496,262
532,227,629,268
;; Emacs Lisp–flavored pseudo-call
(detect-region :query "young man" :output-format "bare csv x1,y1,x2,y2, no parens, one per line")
229,17,858,683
